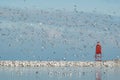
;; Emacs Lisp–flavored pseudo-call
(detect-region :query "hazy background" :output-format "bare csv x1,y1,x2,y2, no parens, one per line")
0,0,120,61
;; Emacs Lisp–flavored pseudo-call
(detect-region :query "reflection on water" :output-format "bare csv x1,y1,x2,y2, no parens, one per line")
95,68,102,80
0,67,120,80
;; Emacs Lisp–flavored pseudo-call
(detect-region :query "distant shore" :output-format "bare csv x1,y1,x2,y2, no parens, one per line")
0,60,120,67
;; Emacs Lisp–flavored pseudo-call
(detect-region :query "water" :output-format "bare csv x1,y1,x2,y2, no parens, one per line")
0,67,120,80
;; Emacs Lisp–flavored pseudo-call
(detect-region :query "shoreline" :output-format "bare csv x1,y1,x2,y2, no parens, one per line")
0,60,120,67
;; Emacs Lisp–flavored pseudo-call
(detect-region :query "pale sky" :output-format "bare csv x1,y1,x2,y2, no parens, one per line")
0,0,120,16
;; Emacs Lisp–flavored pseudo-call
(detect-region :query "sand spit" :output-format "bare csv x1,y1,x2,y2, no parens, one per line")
0,60,120,67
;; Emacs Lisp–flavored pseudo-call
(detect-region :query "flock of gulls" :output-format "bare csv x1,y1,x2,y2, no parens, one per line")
0,6,120,60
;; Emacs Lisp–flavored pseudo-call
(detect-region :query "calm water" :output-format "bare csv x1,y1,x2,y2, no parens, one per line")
0,67,120,80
